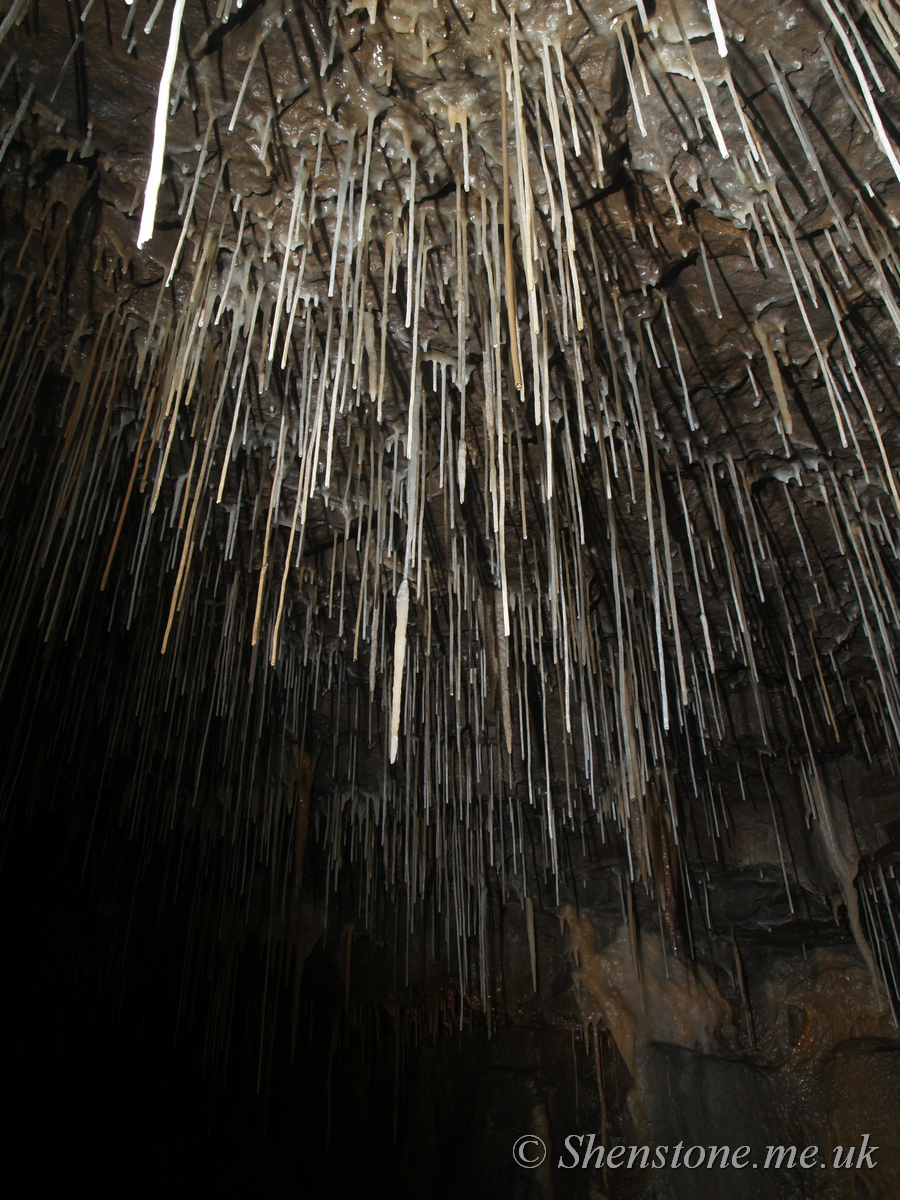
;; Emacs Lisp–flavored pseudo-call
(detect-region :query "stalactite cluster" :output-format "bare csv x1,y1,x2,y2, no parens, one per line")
4,1,900,1135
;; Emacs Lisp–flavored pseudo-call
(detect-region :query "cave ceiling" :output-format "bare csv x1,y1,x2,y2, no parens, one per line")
5,0,900,1157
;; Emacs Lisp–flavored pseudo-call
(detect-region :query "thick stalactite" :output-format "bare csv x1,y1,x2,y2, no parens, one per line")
4,0,900,1196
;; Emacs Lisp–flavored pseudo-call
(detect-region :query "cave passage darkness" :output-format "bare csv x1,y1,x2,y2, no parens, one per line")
5,0,900,1196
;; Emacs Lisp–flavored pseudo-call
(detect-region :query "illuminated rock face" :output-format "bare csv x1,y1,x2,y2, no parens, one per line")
4,0,900,1195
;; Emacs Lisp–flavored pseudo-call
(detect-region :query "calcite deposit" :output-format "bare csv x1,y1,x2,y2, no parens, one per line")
4,1,900,1195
